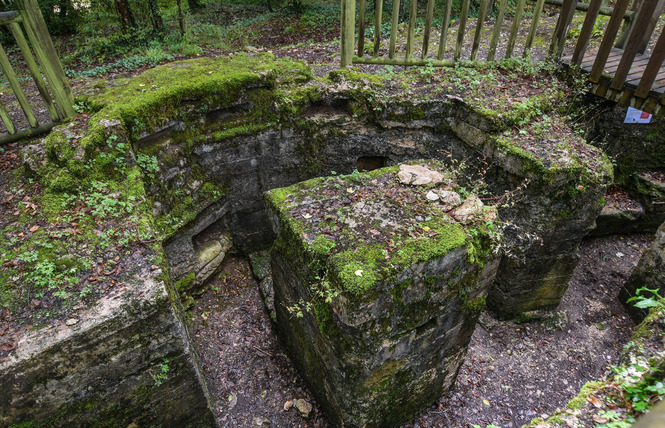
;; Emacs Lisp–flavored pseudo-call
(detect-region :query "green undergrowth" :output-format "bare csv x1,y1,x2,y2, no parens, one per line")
0,156,156,320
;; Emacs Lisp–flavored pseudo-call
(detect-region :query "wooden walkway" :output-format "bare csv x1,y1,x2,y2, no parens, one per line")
566,47,665,107
558,0,665,116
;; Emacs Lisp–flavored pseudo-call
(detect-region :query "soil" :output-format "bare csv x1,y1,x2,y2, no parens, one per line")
604,185,643,212
189,233,653,427
189,256,328,427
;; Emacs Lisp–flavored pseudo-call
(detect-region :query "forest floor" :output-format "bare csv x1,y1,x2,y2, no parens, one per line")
189,233,653,428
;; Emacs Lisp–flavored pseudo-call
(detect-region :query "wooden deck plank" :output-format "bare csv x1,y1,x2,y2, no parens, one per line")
627,69,665,88
566,43,665,100
610,0,659,90
589,0,631,82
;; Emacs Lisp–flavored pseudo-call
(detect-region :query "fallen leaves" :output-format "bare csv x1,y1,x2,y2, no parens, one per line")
587,395,603,408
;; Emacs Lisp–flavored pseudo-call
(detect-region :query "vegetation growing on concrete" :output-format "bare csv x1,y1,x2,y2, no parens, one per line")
0,54,312,332
266,160,500,312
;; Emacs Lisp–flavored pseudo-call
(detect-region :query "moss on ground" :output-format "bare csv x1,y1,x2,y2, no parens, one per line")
1,54,313,324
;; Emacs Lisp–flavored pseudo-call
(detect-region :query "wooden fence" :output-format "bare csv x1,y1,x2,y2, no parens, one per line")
340,0,665,116
558,0,665,115
0,0,74,144
341,0,555,67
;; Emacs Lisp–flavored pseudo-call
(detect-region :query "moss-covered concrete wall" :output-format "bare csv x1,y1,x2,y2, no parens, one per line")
53,54,612,316
0,274,215,427
4,54,614,425
265,162,501,426
106,60,609,317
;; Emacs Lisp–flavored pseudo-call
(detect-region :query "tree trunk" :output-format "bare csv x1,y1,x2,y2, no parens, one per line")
177,0,185,34
114,0,135,32
187,0,204,10
148,0,164,34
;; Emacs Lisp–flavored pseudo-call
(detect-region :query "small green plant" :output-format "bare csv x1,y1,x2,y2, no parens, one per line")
627,286,665,312
419,60,435,83
594,409,633,428
137,154,160,174
73,100,89,114
152,358,171,386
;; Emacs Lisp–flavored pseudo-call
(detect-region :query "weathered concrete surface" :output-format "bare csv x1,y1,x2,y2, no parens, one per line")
620,221,665,322
633,399,665,428
152,93,609,317
0,267,215,427
449,119,611,316
591,195,645,236
266,162,501,427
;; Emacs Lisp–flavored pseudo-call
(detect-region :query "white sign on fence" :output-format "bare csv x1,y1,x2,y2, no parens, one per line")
624,107,653,124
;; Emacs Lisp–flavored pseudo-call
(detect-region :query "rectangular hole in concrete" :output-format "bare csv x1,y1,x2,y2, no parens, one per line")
357,156,388,172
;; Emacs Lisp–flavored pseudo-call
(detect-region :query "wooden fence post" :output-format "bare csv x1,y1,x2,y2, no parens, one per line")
341,0,357,67
15,0,75,118
549,0,578,58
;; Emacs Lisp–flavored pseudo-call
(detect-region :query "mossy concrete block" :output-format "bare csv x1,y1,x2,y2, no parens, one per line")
265,161,500,427
0,271,215,427
620,221,665,322
586,104,665,232
631,172,665,231
590,198,645,236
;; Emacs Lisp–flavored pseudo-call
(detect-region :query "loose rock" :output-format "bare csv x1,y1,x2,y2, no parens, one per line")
397,164,445,185
436,190,462,211
252,416,271,426
296,398,312,418
452,195,485,222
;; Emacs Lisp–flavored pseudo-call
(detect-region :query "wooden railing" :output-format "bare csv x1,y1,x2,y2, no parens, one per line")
341,0,665,116
0,0,74,144
556,0,665,115
341,0,555,67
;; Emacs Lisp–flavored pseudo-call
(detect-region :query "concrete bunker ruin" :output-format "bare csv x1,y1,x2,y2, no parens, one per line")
2,55,622,426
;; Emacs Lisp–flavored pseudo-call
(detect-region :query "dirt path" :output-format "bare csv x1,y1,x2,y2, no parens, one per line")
189,233,652,427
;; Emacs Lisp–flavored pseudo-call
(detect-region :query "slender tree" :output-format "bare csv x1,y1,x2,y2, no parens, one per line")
147,0,164,34
114,0,135,32
176,0,185,34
